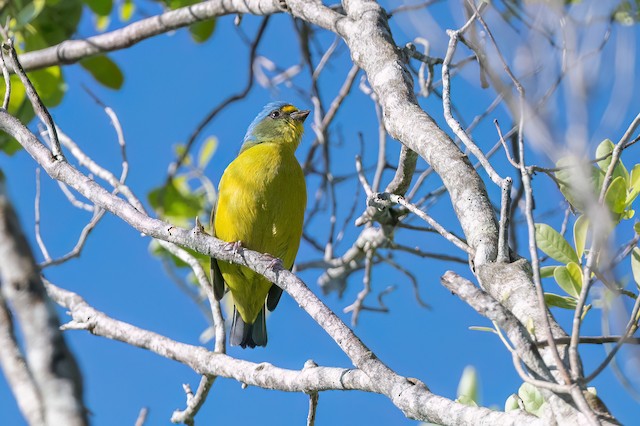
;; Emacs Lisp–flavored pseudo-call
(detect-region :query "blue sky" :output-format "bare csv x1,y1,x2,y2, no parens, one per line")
1,1,640,424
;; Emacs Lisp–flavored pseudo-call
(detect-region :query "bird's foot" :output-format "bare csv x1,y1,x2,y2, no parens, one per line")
263,253,284,272
223,240,243,254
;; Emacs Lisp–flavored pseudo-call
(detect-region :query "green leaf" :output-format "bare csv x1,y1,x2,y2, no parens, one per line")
457,366,479,406
164,0,199,8
80,55,124,89
149,239,208,268
573,215,589,260
581,303,592,321
0,76,32,154
198,137,218,169
535,223,579,264
505,394,521,412
175,144,192,166
554,157,581,208
456,395,478,407
554,158,603,211
16,0,46,27
553,263,582,298
636,222,640,234
545,293,578,310
566,262,583,294
604,176,627,215
628,164,640,205
0,74,27,114
632,248,640,289
468,326,497,334
596,139,629,184
83,0,112,16
119,0,135,21
518,383,546,417
540,265,558,278
29,66,65,106
0,139,23,155
31,0,83,46
189,19,216,43
96,15,110,31
614,3,637,26
148,177,205,227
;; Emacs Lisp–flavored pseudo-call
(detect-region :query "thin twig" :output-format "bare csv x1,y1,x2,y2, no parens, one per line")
343,249,374,326
1,39,62,159
494,120,520,168
497,177,513,262
355,155,373,197
371,193,473,255
56,182,94,211
372,102,387,192
134,407,148,426
585,293,640,383
441,3,503,187
391,243,468,264
306,392,319,426
0,48,10,110
34,168,51,262
40,209,106,268
537,336,640,346
570,113,640,383
471,2,572,386
381,256,430,308
168,17,271,179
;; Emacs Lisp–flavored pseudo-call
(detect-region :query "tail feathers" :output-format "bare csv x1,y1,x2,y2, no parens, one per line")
230,306,267,348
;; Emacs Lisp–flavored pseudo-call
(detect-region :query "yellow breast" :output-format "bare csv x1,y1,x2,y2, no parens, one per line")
214,142,306,323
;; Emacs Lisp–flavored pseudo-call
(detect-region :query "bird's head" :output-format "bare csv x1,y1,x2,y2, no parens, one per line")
240,102,310,153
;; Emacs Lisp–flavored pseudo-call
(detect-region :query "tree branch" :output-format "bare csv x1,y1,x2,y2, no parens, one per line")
45,282,536,425
0,182,86,425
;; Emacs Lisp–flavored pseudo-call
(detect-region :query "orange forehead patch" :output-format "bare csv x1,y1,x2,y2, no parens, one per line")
281,105,297,113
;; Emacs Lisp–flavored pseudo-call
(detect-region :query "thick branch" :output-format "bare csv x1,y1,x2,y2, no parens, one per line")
47,283,537,425
0,292,44,425
334,0,498,266
440,271,552,381
0,183,86,425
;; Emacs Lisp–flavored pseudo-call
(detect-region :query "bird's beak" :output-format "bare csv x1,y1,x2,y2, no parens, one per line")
290,110,310,122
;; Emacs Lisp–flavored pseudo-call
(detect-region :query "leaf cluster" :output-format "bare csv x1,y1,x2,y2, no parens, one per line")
537,139,640,310
0,0,215,155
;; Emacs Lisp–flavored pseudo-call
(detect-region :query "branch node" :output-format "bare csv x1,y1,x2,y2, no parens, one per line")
192,217,206,235
60,320,91,331
304,359,319,369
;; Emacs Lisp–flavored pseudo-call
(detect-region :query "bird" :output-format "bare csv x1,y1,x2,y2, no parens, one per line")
211,102,308,348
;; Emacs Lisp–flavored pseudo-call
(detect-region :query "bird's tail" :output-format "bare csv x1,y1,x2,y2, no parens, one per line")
230,306,267,348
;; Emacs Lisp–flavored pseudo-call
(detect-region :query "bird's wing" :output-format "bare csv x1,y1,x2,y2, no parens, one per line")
210,202,225,301
266,284,283,312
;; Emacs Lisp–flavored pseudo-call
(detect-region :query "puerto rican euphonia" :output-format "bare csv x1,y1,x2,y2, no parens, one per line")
211,102,308,348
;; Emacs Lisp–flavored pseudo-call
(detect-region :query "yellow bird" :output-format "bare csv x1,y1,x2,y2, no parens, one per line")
211,102,308,348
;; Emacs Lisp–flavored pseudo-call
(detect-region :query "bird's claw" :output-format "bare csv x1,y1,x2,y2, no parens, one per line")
223,240,243,254
263,253,284,272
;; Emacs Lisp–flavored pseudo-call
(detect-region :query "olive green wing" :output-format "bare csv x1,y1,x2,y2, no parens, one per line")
267,283,283,312
210,203,225,301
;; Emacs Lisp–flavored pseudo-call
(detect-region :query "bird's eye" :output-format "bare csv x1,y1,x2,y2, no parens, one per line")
269,110,281,119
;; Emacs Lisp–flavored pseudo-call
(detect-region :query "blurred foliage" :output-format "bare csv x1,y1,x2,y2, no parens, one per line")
538,139,640,312
614,0,640,25
148,137,218,285
159,0,217,43
0,0,215,155
497,1,640,26
456,366,480,407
